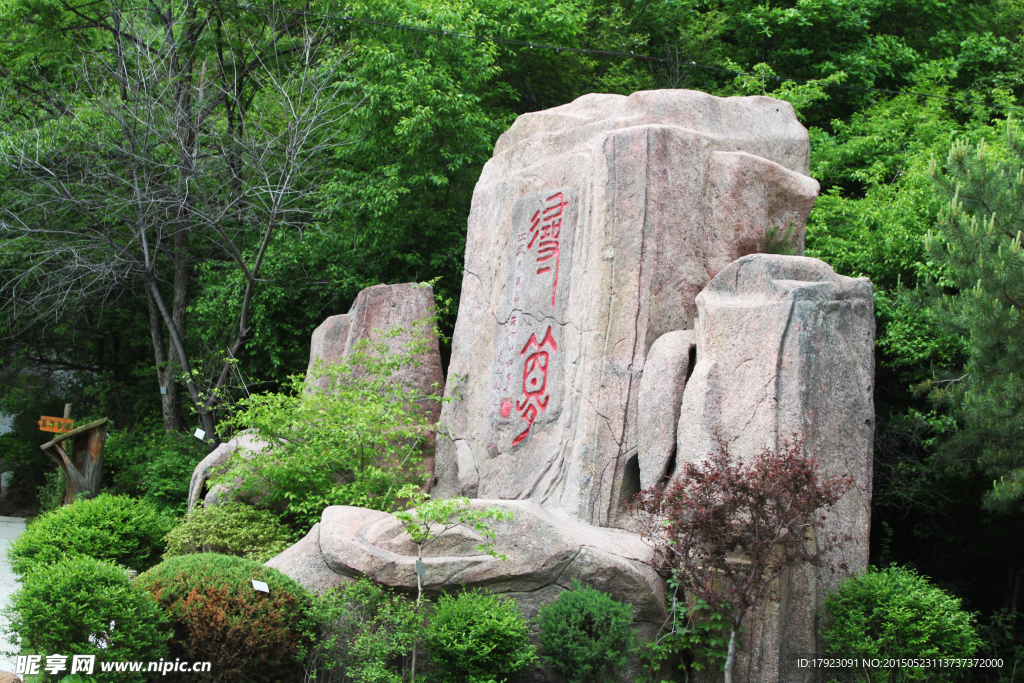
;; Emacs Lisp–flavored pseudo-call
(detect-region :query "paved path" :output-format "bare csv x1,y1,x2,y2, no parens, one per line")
0,517,26,673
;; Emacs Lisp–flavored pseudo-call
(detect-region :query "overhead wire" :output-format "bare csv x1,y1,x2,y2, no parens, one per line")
198,0,1024,114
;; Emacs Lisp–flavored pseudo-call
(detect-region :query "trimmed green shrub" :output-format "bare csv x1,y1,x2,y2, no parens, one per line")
306,578,419,683
2,556,170,681
424,589,536,683
138,553,312,683
536,580,637,683
163,502,296,563
105,421,209,515
822,566,982,681
8,493,173,574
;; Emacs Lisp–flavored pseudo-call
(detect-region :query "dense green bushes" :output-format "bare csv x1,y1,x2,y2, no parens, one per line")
138,553,312,683
3,556,170,680
7,494,172,574
424,589,536,683
163,502,296,563
537,581,637,683
823,566,982,681
306,579,420,683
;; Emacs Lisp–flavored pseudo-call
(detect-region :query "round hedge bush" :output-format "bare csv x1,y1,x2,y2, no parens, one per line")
3,556,169,680
424,589,536,683
8,493,173,575
823,566,982,682
163,502,296,563
537,580,637,683
138,553,312,683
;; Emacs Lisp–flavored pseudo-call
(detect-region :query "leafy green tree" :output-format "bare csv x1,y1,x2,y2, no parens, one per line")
214,331,438,530
0,0,353,435
394,495,511,681
926,122,1024,511
394,496,511,604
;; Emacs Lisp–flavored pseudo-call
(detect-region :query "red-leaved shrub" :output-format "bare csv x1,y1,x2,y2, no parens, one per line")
138,553,311,683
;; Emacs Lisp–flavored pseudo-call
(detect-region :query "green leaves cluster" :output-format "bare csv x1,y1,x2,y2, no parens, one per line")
305,578,421,683
104,421,209,515
822,566,982,681
924,123,1024,512
3,556,170,680
638,596,731,680
423,589,537,683
394,496,512,561
536,579,637,683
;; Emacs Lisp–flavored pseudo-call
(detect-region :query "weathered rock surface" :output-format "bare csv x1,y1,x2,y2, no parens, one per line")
267,499,667,626
307,282,445,424
265,522,351,594
433,89,820,527
674,253,874,683
637,330,695,490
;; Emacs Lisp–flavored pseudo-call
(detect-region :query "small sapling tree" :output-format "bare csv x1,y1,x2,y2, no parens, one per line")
394,495,513,681
632,440,852,683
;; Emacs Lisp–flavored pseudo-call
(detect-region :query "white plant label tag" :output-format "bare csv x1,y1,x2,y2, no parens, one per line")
252,580,270,593
193,428,206,440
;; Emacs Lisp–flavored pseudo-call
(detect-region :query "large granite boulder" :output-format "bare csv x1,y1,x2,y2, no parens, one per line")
266,499,666,626
431,89,820,527
673,253,874,683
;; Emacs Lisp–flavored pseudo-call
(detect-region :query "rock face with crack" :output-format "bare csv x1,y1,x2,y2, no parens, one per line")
430,89,820,527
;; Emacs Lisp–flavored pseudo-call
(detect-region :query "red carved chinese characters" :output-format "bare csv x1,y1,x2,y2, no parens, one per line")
512,327,557,446
527,192,568,308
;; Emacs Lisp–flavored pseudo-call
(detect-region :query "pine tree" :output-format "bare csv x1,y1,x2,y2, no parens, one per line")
927,120,1024,510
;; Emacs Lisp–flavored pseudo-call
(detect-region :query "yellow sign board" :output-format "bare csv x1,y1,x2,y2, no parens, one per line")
38,416,75,434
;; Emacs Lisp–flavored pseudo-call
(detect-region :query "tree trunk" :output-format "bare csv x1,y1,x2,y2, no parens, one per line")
147,289,185,431
724,625,738,683
41,418,109,504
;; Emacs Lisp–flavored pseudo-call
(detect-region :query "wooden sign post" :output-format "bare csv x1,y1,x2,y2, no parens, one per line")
40,412,109,505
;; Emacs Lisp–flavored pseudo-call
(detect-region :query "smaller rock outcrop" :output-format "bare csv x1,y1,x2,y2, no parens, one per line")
637,330,695,490
308,282,445,424
187,431,270,512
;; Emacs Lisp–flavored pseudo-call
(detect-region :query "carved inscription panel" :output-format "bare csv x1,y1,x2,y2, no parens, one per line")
487,188,576,455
